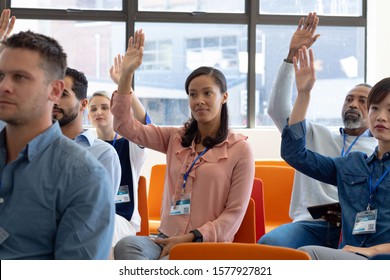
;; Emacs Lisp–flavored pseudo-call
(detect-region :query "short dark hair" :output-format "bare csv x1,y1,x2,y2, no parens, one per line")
181,66,229,148
355,83,372,89
1,30,67,81
65,67,88,100
367,77,390,109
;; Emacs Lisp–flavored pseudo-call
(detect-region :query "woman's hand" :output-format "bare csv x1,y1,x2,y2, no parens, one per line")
109,54,123,85
153,233,194,259
121,29,145,76
293,46,316,96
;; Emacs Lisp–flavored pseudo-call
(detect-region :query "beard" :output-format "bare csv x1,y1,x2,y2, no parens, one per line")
343,109,363,129
53,104,79,127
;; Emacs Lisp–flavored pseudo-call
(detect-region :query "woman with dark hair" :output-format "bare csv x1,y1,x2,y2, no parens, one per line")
281,46,390,259
111,30,254,260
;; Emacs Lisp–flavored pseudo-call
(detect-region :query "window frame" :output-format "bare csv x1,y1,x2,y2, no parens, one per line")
2,0,367,128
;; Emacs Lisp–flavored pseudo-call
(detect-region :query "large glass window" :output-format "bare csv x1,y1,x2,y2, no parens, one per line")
135,23,247,126
13,19,126,95
5,0,366,128
256,25,365,127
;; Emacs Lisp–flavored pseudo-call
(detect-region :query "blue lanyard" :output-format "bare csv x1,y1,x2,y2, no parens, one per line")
368,162,390,209
182,147,208,191
340,133,362,156
112,132,118,148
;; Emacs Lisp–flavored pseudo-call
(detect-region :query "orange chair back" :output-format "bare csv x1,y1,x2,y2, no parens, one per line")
233,198,256,243
254,165,294,232
255,159,290,167
169,243,311,260
251,178,266,241
148,164,166,234
136,176,150,236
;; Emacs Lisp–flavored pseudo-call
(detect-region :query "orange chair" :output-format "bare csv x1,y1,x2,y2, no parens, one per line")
169,242,311,260
147,165,266,240
251,178,266,241
255,159,290,167
233,198,256,243
148,164,166,234
254,165,295,233
136,176,150,236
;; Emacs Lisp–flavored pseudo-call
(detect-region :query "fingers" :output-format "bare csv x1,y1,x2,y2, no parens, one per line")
298,46,308,67
296,17,304,31
302,12,318,32
0,9,15,40
0,9,10,29
127,29,144,50
294,46,312,69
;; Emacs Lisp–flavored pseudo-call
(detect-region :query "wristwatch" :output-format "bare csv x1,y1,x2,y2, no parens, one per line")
190,229,203,242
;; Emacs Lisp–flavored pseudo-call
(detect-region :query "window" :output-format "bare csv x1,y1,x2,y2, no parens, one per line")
135,22,247,126
11,0,122,10
260,0,362,16
6,0,366,128
138,0,245,13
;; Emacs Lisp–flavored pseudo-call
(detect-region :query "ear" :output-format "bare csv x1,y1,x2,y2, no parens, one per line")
221,91,228,104
48,80,64,103
80,98,88,112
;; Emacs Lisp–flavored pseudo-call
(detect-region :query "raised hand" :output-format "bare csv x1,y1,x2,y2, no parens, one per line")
109,54,124,85
287,12,320,62
293,46,316,95
121,29,145,76
0,9,16,41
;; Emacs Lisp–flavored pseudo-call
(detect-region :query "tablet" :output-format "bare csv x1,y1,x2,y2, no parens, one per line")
307,202,341,221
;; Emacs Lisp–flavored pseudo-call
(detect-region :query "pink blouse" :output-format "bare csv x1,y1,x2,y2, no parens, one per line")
111,92,254,242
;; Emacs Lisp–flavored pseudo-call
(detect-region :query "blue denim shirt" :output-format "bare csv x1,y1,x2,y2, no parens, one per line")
282,120,390,248
0,122,114,259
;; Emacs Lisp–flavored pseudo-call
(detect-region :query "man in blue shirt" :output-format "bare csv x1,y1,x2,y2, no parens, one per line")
0,30,114,259
52,67,121,199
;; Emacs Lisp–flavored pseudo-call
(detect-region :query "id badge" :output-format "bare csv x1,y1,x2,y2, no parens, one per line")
352,209,377,235
115,185,130,204
170,193,191,215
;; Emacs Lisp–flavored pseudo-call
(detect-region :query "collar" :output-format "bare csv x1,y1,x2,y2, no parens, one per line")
2,122,63,162
175,129,248,165
366,146,390,165
73,129,96,147
339,127,372,137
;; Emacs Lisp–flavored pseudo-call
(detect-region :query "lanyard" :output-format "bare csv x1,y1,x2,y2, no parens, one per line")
112,132,118,148
182,147,208,192
340,133,362,156
368,162,390,210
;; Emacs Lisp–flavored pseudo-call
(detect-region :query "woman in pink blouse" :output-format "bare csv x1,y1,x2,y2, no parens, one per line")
112,30,254,260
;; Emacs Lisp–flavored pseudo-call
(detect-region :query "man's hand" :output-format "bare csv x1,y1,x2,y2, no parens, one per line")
0,9,16,41
287,12,320,62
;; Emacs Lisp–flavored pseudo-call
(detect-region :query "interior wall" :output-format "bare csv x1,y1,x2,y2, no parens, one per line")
367,0,390,84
